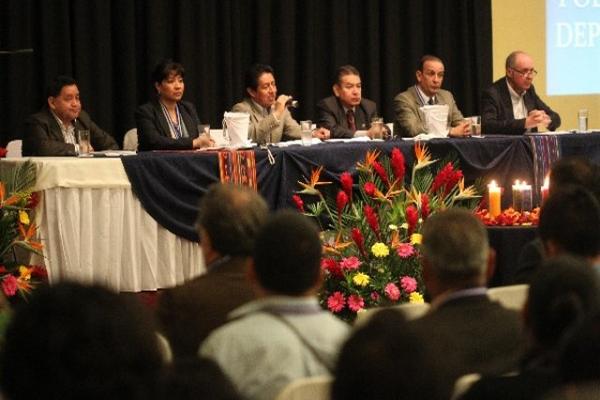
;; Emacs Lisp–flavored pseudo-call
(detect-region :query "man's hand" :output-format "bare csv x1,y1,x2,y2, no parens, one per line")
273,95,293,119
525,109,549,129
449,121,471,137
312,127,330,140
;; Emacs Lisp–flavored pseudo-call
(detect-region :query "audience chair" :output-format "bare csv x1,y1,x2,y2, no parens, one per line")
487,284,529,311
354,302,431,326
122,128,138,151
274,375,332,400
6,140,22,158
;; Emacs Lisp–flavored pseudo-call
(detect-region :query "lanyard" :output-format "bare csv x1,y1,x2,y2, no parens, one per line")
160,102,183,139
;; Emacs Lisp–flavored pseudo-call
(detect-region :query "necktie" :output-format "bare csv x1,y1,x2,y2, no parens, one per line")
428,97,435,105
346,109,356,132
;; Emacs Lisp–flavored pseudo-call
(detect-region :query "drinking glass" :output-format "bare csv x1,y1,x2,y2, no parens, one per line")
300,120,313,146
78,130,92,155
370,117,384,140
468,116,481,136
578,109,588,132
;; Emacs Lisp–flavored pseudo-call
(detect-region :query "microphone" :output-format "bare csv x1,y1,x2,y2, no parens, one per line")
285,99,299,108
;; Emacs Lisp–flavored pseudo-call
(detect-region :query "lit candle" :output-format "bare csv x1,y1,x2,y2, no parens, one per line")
522,181,532,212
488,180,502,218
540,176,549,204
512,180,532,212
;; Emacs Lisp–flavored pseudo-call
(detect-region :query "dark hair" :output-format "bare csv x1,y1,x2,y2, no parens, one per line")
527,255,600,349
549,157,596,198
253,211,322,295
46,75,77,98
332,309,443,400
558,311,600,383
418,54,443,71
196,184,269,257
334,65,360,85
244,63,275,92
158,357,242,400
152,59,185,85
539,185,600,258
0,282,164,400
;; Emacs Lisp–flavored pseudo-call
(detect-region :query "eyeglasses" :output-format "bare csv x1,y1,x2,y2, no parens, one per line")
511,68,538,77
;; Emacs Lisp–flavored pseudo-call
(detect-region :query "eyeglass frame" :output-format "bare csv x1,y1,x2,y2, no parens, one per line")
510,67,538,77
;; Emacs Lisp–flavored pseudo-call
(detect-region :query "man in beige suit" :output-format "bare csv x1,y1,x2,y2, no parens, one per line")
233,63,329,144
393,55,470,138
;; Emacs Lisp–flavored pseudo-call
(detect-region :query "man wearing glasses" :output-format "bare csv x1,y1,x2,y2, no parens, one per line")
481,51,561,135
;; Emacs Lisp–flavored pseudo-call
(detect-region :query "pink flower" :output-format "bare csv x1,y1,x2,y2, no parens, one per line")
364,182,377,197
421,193,430,220
351,228,366,257
1,275,18,297
0,148,7,158
292,195,304,213
321,258,344,278
340,172,353,199
406,205,418,235
347,294,365,312
327,292,346,312
400,276,418,294
340,256,361,271
396,243,415,258
370,292,381,302
384,283,401,301
390,148,406,184
372,161,389,186
336,190,349,215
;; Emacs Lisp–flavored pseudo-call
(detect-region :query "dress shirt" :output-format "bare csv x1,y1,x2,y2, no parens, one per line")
507,80,528,120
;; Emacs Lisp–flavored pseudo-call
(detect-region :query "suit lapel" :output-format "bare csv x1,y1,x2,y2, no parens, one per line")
410,87,425,124
499,82,516,119
179,104,196,137
153,100,174,138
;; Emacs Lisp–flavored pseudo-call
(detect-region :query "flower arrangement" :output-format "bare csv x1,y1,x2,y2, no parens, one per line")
294,143,481,321
0,160,46,299
476,207,540,226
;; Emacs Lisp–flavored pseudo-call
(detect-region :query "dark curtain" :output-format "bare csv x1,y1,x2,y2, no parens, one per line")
0,0,492,147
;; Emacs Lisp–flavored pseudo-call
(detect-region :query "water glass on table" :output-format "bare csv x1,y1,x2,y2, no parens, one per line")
578,109,588,132
467,116,481,136
300,120,313,146
370,117,384,139
78,130,92,156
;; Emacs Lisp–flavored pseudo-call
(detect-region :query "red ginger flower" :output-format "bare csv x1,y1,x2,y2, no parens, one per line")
390,148,406,184
430,162,463,196
351,228,366,257
340,172,353,199
421,193,430,220
321,258,344,278
406,205,418,235
336,190,348,215
364,205,381,240
0,148,7,158
372,161,389,186
26,191,41,209
364,182,376,197
292,194,305,212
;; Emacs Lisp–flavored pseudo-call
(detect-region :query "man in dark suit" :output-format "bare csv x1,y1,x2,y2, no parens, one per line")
156,183,268,359
23,75,118,156
481,51,561,135
410,209,524,398
316,65,383,138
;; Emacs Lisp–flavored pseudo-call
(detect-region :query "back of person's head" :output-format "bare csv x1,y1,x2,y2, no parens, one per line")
557,311,600,385
421,208,489,285
334,65,360,85
527,255,600,349
253,211,322,295
539,185,600,258
332,309,442,400
244,63,274,91
0,282,163,400
418,54,443,71
196,183,269,257
549,157,596,196
158,357,242,400
46,75,77,98
151,59,185,85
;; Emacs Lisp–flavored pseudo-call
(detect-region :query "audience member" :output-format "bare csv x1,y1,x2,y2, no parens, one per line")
461,256,600,400
332,309,443,400
158,357,243,400
200,211,349,400
232,63,329,144
481,51,561,135
0,282,164,400
514,158,599,284
316,65,386,138
410,208,524,398
157,183,268,359
393,55,470,137
23,75,118,156
135,59,213,151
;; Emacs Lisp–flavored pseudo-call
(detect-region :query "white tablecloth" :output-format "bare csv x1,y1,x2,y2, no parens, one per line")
0,157,205,292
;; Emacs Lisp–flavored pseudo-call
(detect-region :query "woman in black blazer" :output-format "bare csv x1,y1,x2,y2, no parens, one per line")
135,60,213,151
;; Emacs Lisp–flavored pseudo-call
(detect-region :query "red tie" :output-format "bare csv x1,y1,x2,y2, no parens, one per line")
346,109,356,132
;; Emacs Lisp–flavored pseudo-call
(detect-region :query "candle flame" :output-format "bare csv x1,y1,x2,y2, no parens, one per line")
543,175,549,188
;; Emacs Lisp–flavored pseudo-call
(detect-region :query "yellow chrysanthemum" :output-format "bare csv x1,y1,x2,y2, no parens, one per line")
409,292,424,304
19,210,30,225
18,265,32,281
353,272,371,287
371,242,389,258
410,233,423,245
